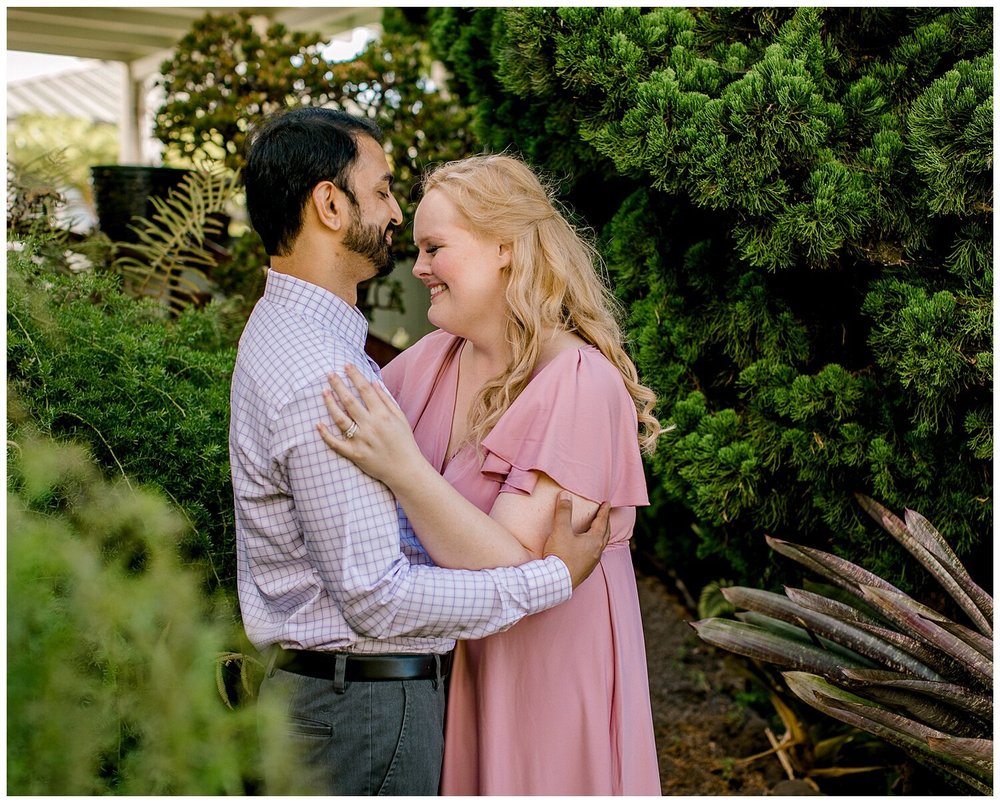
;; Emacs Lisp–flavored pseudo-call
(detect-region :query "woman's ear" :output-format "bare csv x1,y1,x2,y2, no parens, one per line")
312,181,345,232
498,242,512,269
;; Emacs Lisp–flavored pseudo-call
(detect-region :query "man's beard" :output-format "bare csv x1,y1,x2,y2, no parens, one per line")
344,215,396,278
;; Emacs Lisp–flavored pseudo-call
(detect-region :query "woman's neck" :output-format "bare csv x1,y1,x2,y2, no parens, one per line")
461,337,509,384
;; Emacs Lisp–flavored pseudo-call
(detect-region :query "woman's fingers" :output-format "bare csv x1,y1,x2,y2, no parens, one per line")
344,363,385,413
374,381,410,424
327,372,368,423
322,381,348,424
321,386,354,431
317,420,348,453
319,365,408,453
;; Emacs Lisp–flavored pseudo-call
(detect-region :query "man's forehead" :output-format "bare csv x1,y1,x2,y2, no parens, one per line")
355,136,391,171
355,165,392,188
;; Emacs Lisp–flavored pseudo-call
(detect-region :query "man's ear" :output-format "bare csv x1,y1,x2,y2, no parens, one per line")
312,181,346,232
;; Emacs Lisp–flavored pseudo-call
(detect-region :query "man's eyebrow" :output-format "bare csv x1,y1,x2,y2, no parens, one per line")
379,172,392,185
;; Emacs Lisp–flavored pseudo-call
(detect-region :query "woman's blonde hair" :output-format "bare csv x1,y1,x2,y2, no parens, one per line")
421,154,661,454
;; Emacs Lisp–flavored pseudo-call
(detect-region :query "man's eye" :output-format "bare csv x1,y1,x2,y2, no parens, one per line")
424,245,439,254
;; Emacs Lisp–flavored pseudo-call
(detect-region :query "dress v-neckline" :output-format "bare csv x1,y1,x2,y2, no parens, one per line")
438,338,467,475
441,339,477,474
436,338,595,475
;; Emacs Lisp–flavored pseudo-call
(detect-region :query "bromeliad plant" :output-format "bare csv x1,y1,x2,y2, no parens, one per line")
691,494,993,794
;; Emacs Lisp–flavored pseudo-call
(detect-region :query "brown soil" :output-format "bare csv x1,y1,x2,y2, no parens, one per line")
637,570,791,795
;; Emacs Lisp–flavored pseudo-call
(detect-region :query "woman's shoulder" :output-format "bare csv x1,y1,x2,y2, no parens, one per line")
533,342,626,395
484,341,648,506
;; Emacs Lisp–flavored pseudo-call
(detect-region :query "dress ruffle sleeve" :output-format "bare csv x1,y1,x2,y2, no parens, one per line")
480,347,649,508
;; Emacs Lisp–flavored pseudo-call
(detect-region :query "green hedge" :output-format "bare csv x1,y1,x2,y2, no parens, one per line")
428,7,993,594
8,245,240,588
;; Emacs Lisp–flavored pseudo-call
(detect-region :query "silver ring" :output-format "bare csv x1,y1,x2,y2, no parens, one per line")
344,421,359,440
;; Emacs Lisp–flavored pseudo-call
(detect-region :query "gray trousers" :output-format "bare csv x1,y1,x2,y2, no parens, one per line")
258,667,447,795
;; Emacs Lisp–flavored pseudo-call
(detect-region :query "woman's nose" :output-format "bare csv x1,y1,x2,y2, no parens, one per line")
412,253,428,278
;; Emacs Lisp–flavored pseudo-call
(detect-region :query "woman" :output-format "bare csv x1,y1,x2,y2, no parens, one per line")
318,154,662,795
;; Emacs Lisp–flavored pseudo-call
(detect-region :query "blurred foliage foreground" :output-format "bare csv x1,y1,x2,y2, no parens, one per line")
6,431,302,793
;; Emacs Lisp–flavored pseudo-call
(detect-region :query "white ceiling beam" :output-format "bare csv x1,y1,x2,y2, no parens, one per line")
7,6,382,67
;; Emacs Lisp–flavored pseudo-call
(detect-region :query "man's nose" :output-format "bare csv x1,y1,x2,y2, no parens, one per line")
389,193,403,227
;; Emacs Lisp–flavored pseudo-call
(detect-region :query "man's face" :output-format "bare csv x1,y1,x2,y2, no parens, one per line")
343,204,396,278
342,136,403,278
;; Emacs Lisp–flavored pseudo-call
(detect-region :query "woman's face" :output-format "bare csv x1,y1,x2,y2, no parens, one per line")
412,188,511,338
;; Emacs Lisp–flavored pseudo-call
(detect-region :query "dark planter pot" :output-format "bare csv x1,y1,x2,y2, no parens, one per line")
90,165,191,243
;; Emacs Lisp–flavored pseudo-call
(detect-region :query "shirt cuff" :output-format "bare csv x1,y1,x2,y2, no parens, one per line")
521,555,573,613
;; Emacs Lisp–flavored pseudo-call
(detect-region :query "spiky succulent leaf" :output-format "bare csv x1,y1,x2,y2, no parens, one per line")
855,494,992,637
848,619,976,681
802,579,888,621
723,586,941,680
925,736,995,775
696,501,993,793
936,619,993,659
688,618,859,676
840,670,994,720
784,586,885,628
734,611,874,669
903,508,994,629
765,536,901,597
783,672,992,794
859,586,993,686
859,686,988,738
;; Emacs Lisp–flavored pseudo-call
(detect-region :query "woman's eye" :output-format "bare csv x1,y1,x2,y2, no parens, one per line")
425,245,439,254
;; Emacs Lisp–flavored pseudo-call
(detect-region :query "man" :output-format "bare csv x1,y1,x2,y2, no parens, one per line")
230,107,610,795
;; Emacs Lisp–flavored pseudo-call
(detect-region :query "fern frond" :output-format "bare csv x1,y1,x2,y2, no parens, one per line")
112,164,240,313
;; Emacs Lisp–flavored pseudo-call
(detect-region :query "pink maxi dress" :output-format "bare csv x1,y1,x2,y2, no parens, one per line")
382,330,661,796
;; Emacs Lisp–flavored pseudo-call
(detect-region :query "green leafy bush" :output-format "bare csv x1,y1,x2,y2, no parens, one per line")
7,243,240,588
7,432,296,793
428,7,993,595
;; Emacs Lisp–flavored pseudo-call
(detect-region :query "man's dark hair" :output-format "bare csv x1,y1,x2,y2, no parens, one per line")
243,107,383,256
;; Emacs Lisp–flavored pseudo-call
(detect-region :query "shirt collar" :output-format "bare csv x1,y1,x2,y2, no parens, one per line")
263,269,369,348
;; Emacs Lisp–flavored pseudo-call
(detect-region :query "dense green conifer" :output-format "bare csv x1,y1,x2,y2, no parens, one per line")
429,7,992,593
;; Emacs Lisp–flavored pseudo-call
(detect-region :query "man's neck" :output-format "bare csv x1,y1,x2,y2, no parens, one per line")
269,250,366,307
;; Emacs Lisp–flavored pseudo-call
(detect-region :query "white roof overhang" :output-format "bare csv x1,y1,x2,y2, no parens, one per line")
7,6,383,76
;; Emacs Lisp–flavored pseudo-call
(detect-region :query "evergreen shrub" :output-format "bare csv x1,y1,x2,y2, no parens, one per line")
7,242,240,588
428,7,993,596
7,432,297,793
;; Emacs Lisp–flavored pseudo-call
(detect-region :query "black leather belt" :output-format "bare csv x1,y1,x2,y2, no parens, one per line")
275,648,453,682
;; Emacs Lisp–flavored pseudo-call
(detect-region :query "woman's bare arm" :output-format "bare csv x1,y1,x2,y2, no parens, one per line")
318,365,602,571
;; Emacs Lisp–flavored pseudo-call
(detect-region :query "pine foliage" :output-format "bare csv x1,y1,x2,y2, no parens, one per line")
429,7,992,592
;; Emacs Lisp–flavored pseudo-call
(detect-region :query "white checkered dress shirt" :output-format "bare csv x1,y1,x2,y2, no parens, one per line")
230,270,571,655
